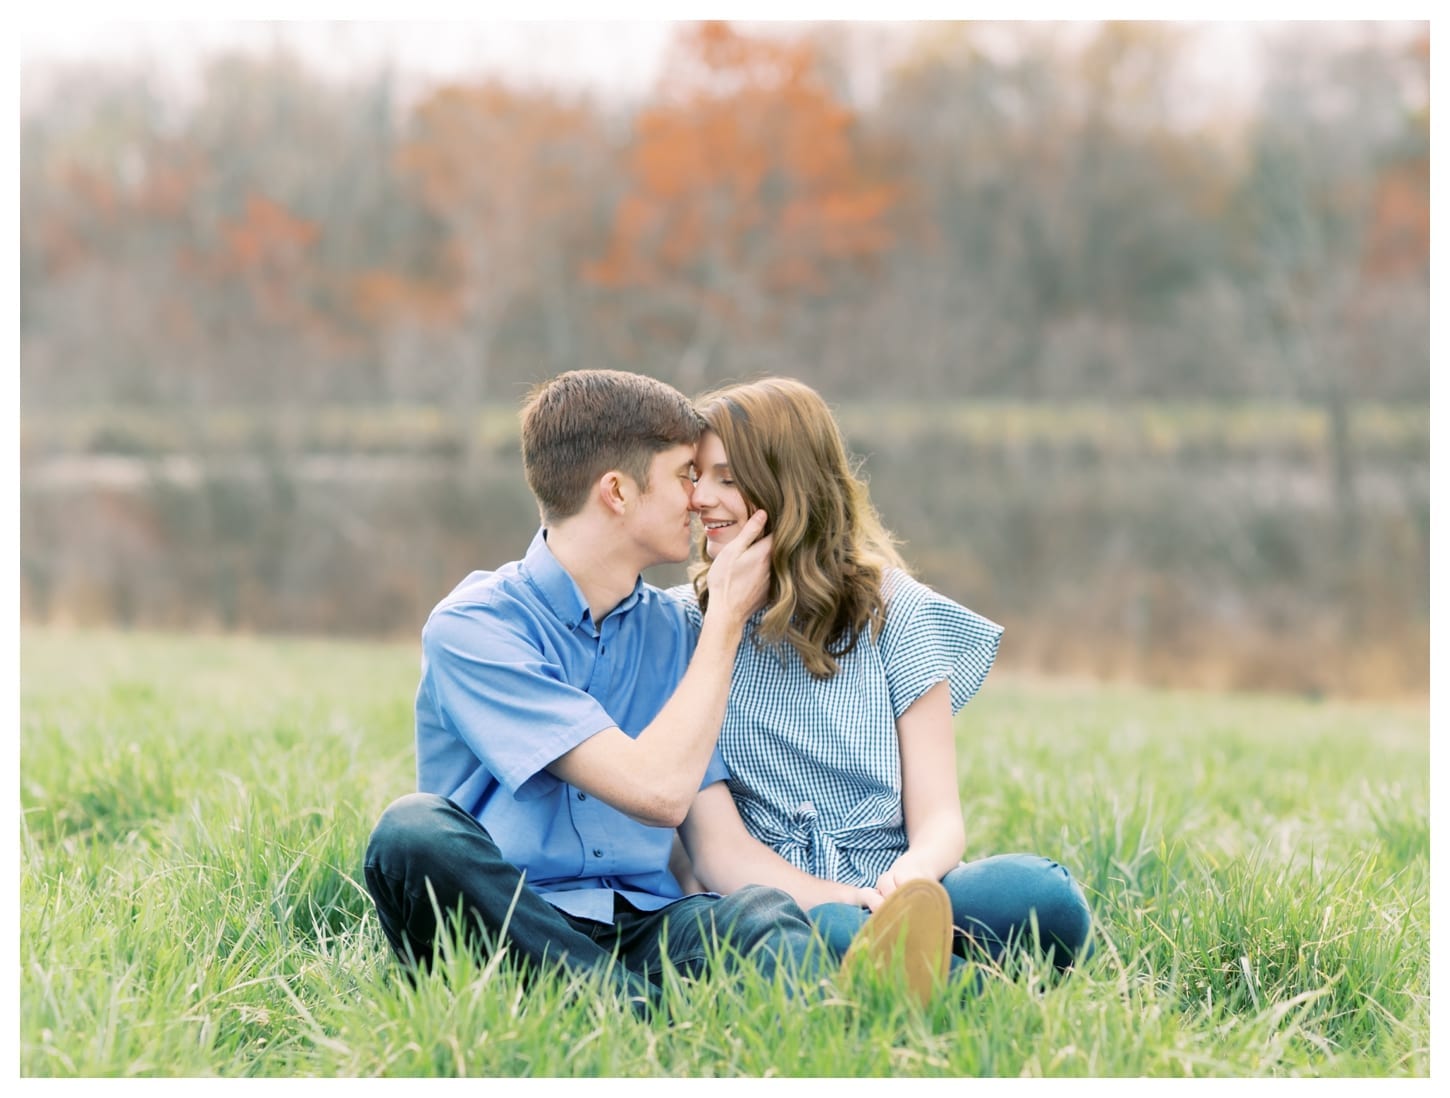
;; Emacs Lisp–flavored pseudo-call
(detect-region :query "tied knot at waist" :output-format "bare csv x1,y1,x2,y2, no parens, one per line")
736,797,904,885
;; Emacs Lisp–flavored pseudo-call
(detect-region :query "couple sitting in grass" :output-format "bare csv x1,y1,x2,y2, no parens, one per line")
365,369,1091,1013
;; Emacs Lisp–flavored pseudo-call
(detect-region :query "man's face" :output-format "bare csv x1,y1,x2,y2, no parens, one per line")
625,443,699,567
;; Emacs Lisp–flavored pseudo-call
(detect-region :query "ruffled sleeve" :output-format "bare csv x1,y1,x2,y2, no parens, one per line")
877,570,1003,718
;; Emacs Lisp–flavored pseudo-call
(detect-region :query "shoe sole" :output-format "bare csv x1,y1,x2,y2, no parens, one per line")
840,878,952,1007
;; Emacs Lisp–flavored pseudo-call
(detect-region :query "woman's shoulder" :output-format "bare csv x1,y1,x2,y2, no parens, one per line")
879,568,1001,640
663,581,696,603
659,582,702,627
662,581,698,609
879,566,932,611
873,569,1004,715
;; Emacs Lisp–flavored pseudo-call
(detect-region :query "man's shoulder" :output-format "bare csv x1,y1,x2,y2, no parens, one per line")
423,563,532,637
430,565,504,609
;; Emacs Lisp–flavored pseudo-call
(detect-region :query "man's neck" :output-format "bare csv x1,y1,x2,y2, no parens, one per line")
544,521,641,626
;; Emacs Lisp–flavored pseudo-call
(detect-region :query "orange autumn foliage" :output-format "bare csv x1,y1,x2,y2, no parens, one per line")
1360,31,1428,283
349,268,458,328
207,193,321,327
589,22,896,308
395,81,601,326
217,194,319,272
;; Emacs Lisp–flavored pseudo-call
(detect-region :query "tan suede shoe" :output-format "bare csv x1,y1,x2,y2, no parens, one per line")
840,878,953,1007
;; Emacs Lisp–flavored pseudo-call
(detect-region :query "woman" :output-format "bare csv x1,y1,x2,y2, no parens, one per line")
671,377,1092,979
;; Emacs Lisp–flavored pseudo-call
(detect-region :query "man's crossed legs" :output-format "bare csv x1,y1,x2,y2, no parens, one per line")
365,793,953,1010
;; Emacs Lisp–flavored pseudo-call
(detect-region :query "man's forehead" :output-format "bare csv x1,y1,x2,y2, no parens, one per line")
655,442,696,466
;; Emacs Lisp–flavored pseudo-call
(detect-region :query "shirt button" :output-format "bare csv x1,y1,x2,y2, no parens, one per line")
576,792,586,801
593,848,604,858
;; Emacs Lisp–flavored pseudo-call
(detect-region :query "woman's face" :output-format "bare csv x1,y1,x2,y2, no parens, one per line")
691,430,751,560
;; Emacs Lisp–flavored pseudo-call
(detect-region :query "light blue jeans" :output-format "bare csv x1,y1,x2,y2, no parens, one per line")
810,853,1093,976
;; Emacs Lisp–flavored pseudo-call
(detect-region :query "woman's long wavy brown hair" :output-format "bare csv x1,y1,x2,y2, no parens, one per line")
690,377,908,679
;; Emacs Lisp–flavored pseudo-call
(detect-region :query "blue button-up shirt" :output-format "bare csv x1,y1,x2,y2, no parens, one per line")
415,529,729,923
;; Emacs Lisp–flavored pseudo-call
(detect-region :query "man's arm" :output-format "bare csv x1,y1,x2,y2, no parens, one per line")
677,783,883,913
546,511,771,829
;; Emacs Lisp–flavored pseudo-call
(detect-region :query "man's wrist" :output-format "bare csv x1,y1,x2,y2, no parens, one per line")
699,604,749,641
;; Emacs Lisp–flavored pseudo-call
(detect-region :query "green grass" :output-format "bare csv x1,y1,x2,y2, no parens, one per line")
18,628,1429,1077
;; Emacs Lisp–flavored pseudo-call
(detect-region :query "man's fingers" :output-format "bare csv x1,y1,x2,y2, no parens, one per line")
737,509,768,545
741,533,773,564
711,511,768,566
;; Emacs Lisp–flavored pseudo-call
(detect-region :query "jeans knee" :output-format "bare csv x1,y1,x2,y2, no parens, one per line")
1025,859,1092,961
944,853,1093,962
366,792,455,871
710,886,824,981
1039,865,1091,947
705,886,809,951
722,884,808,929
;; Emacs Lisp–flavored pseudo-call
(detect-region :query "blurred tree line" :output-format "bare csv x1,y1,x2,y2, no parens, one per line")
18,21,1429,697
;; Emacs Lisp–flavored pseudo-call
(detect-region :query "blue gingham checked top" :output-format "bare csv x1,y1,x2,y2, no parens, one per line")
668,569,1003,889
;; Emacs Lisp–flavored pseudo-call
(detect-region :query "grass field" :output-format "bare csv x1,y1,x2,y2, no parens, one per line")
17,627,1430,1077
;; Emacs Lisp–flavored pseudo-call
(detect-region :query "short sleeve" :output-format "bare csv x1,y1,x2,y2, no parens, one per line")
877,571,1004,719
665,583,704,636
420,601,617,800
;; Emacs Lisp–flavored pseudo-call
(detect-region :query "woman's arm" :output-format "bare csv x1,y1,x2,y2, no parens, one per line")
876,679,967,895
668,832,704,894
679,783,883,912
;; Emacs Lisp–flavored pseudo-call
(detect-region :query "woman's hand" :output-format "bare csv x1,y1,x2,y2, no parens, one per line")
837,883,884,913
875,855,941,898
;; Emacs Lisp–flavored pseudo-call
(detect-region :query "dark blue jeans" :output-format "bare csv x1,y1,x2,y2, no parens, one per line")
810,854,1093,976
364,793,827,1005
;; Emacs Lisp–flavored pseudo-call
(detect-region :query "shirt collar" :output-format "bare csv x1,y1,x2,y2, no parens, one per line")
521,528,645,631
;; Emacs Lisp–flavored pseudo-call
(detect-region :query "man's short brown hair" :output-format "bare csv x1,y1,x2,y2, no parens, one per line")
520,369,703,523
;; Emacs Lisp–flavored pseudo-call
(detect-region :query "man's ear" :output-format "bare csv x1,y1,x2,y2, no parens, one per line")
597,469,631,516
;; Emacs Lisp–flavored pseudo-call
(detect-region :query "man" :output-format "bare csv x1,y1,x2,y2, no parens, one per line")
364,369,950,1010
